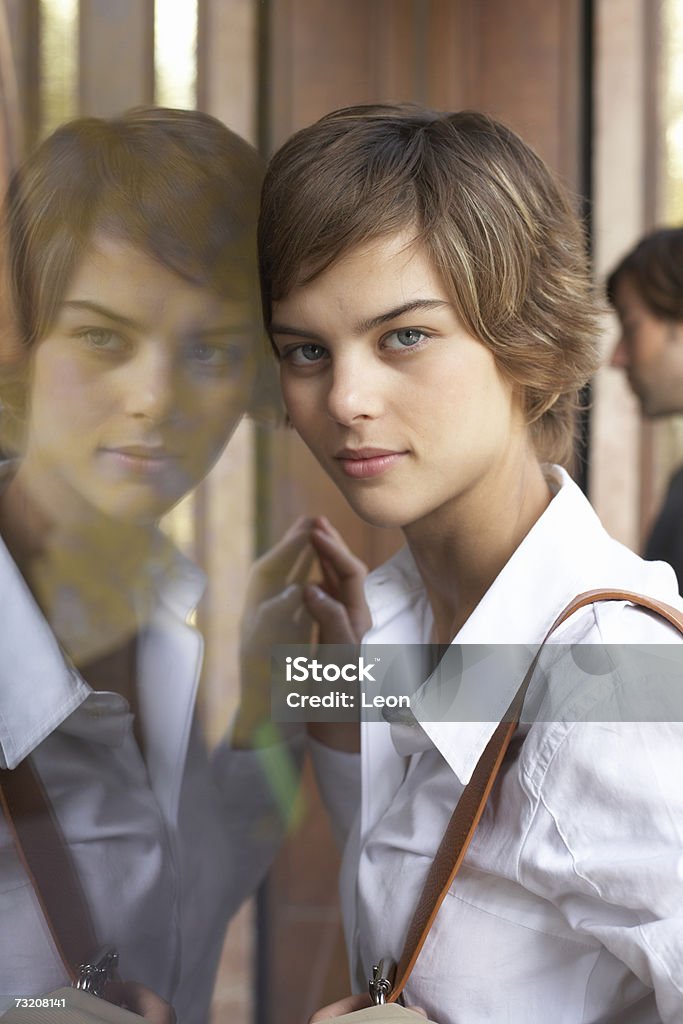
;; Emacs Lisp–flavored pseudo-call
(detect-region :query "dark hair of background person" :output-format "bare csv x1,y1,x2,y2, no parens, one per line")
606,226,683,321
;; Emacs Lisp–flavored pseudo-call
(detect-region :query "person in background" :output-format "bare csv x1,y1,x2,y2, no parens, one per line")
608,226,683,591
0,107,360,1022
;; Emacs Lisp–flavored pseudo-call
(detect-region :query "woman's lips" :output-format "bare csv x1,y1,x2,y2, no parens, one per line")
100,447,179,475
335,448,407,479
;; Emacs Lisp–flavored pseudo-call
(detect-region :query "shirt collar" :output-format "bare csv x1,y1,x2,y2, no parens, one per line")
0,530,90,767
363,465,681,784
0,462,205,768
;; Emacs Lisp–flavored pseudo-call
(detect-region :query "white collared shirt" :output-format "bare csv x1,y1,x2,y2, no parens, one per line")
333,467,683,1023
0,479,296,1022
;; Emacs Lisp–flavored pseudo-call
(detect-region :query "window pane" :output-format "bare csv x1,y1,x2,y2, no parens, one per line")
40,0,77,136
660,0,683,221
154,0,197,108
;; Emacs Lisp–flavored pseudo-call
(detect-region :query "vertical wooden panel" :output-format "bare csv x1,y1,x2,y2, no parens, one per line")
195,5,260,1024
591,0,672,552
195,0,259,736
0,0,19,174
198,0,257,141
426,0,582,190
3,0,40,153
425,0,479,111
268,0,419,149
78,0,154,116
590,0,651,548
473,0,581,186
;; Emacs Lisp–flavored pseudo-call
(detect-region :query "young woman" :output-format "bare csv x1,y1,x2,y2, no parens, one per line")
0,107,359,1022
258,105,683,1023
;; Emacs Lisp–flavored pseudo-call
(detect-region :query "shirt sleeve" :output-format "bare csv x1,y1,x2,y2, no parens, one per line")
308,736,361,848
520,718,683,1022
210,726,306,915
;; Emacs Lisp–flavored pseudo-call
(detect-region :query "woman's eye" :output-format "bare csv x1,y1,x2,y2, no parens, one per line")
188,342,228,365
383,328,428,351
286,343,329,366
186,340,248,371
79,327,122,351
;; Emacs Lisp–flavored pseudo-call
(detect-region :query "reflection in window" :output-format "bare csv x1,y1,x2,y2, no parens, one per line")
40,0,77,137
154,0,197,108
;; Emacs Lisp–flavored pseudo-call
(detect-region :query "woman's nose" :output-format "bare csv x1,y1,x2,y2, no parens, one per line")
121,344,177,424
326,357,384,425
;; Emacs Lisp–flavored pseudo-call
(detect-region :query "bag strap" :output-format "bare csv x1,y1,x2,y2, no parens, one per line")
0,755,99,983
386,588,683,1003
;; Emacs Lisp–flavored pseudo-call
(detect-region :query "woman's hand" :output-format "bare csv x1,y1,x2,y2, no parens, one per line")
304,517,372,646
303,517,371,752
234,516,315,747
234,516,371,750
106,980,176,1023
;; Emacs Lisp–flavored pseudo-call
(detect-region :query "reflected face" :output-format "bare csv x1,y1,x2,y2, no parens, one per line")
611,274,683,417
271,232,527,532
23,235,255,524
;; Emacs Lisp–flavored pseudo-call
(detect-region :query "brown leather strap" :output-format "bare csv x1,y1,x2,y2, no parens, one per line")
387,588,683,1002
0,756,99,982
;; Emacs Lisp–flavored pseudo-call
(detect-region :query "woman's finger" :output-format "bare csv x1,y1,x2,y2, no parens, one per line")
242,583,311,647
310,529,371,640
244,519,313,606
319,553,341,596
303,584,357,645
310,528,367,588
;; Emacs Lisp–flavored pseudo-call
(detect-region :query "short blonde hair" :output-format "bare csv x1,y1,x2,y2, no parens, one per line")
259,104,602,464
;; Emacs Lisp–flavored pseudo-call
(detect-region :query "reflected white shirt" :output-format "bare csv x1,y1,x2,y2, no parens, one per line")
336,467,683,1024
0,495,297,1023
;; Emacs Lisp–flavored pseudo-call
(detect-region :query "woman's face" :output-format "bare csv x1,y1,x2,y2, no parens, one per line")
271,231,530,532
22,235,255,524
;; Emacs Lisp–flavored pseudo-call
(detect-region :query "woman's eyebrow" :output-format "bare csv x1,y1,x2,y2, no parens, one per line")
354,299,450,333
269,323,324,342
271,299,450,341
61,299,142,330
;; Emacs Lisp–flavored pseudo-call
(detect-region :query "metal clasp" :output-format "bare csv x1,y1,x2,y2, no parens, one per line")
74,946,119,997
369,958,395,1005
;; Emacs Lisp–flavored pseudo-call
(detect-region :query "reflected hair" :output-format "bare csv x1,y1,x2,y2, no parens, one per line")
0,107,273,448
258,104,602,465
606,226,683,321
